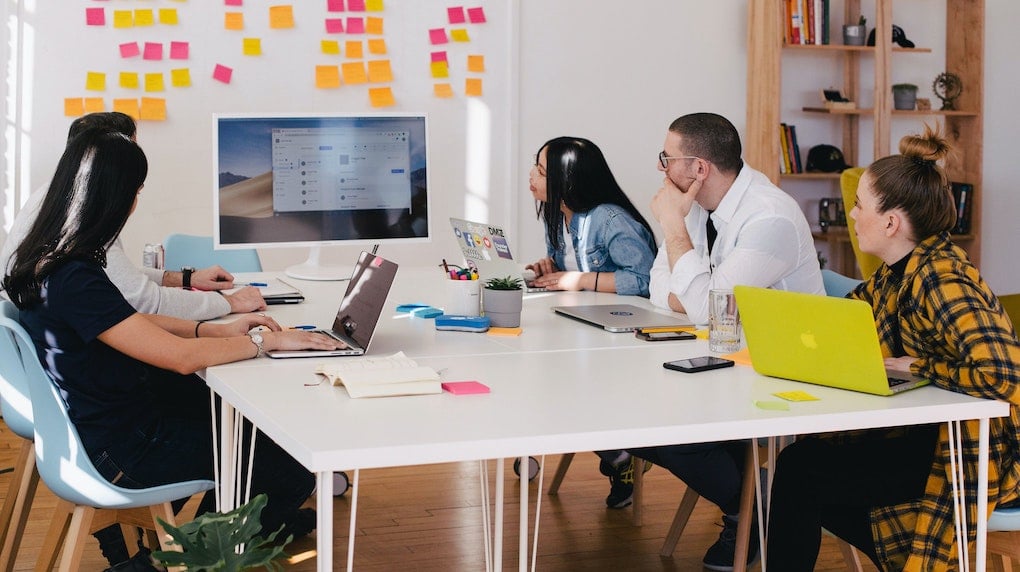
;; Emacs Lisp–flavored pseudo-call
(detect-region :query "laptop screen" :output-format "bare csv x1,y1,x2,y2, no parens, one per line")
332,252,399,350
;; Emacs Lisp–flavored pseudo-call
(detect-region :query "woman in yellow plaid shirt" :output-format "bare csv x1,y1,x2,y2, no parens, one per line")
766,124,1020,571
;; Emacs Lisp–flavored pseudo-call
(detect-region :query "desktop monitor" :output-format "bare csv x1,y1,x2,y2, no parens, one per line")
213,112,430,280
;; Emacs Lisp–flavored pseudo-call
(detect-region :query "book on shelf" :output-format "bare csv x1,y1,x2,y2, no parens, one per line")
788,124,803,173
784,0,830,45
315,351,442,398
779,123,792,173
950,182,973,234
779,123,802,174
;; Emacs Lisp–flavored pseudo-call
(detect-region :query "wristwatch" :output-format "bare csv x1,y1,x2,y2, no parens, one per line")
181,266,195,289
247,332,265,358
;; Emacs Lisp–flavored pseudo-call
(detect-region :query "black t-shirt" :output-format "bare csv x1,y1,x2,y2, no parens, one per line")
20,260,154,451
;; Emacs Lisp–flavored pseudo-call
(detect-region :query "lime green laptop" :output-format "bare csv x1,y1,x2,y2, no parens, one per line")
734,286,928,396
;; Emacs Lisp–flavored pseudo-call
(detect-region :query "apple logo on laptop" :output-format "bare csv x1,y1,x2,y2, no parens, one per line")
800,331,818,349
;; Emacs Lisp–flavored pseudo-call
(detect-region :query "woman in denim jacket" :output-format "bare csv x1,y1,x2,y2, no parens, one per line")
526,137,657,296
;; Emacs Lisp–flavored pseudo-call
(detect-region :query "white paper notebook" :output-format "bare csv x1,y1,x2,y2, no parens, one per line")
315,352,441,398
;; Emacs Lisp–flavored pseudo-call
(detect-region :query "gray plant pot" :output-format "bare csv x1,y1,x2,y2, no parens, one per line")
482,288,523,328
842,25,867,46
893,87,918,110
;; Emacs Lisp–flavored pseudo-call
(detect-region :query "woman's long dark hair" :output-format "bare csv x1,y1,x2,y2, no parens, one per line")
536,136,654,251
3,130,148,307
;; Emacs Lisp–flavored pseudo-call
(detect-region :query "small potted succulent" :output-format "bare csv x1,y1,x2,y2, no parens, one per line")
892,83,918,110
482,275,524,328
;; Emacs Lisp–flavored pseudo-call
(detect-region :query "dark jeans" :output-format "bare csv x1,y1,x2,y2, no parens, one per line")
630,440,748,516
766,424,940,571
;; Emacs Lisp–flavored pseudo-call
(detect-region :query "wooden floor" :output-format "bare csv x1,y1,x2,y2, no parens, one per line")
0,417,887,572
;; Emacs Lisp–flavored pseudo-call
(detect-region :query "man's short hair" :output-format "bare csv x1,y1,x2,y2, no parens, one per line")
67,112,136,142
668,113,743,175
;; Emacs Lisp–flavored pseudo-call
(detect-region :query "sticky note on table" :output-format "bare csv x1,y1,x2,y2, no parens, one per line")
774,390,820,402
487,327,522,337
721,347,753,367
442,381,490,395
755,400,790,411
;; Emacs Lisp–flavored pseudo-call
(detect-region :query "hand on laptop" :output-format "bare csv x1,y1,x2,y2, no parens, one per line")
531,270,584,291
884,356,917,372
266,330,348,353
225,286,268,313
525,257,558,278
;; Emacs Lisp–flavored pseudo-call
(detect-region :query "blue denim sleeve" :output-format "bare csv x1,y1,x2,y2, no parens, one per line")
594,208,655,297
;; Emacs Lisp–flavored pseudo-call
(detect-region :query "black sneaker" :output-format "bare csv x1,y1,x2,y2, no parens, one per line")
702,515,760,572
276,508,317,542
103,546,163,572
599,457,652,509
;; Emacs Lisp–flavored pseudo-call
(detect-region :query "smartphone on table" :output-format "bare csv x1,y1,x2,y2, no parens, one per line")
635,330,696,342
663,356,735,373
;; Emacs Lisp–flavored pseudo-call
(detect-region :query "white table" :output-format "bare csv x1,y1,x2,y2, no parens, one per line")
204,268,1009,571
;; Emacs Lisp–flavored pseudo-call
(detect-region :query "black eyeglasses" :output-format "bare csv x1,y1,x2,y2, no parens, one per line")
658,151,700,169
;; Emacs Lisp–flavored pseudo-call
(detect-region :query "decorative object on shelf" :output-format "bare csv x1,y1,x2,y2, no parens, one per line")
818,198,847,233
842,16,867,46
806,145,850,173
821,88,855,110
892,83,918,110
950,181,974,234
866,24,916,48
482,275,524,328
933,72,963,111
916,98,932,111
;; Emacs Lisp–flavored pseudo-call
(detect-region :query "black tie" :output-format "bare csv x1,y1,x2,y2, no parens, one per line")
706,211,718,255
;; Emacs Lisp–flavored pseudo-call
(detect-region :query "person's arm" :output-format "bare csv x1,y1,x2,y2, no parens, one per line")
598,211,656,296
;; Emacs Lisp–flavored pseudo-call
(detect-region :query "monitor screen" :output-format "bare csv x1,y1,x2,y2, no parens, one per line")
213,112,429,278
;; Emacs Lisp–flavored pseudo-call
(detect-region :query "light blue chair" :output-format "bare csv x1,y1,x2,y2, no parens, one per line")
821,268,863,298
0,301,215,570
163,233,262,273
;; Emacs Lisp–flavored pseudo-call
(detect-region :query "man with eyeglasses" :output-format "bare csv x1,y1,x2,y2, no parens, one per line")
632,112,823,571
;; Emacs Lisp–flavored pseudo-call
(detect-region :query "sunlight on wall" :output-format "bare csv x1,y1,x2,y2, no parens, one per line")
463,98,491,223
2,0,34,239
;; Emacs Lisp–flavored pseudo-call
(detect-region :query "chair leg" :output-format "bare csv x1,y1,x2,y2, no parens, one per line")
836,538,865,571
546,453,574,495
660,486,700,557
57,505,95,572
732,443,757,572
0,442,37,572
35,499,73,572
632,461,644,526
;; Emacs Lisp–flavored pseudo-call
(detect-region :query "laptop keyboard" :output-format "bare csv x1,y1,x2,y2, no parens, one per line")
888,376,911,387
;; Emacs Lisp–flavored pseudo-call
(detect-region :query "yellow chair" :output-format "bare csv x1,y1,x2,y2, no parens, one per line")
840,167,883,279
999,294,1020,330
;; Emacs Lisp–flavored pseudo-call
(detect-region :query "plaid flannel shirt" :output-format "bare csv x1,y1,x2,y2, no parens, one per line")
846,233,1020,571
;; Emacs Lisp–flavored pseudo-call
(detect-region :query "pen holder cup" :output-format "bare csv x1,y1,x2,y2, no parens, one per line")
444,279,481,317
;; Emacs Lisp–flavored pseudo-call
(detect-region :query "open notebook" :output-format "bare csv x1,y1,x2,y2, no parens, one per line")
315,352,441,398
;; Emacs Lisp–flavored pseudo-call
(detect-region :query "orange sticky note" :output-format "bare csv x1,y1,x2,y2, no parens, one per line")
433,83,454,98
345,41,363,59
321,40,341,55
144,73,165,92
367,38,387,54
315,65,341,88
113,10,133,28
113,98,140,119
158,8,179,25
365,16,383,34
368,86,395,108
450,28,470,42
367,59,392,83
83,98,105,113
465,77,482,97
119,72,139,89
341,62,367,84
269,5,295,29
139,97,167,121
134,9,154,27
430,61,449,79
365,0,384,11
243,38,262,56
487,327,522,337
467,54,485,72
64,98,85,117
170,68,191,88
224,12,244,30
86,72,106,92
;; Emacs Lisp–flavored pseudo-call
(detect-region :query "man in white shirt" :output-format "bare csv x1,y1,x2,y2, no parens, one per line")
0,112,265,321
634,112,823,571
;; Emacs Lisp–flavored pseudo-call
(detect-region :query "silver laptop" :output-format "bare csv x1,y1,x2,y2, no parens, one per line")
552,304,694,333
448,217,547,292
267,252,398,358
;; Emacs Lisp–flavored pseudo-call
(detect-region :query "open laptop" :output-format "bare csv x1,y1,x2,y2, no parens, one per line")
552,304,694,333
734,285,928,395
267,252,398,358
448,218,547,292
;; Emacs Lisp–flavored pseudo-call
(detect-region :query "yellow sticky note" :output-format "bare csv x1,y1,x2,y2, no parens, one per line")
721,347,753,367
366,0,384,11
64,98,85,117
341,62,367,84
144,73,165,93
119,72,140,89
158,8,179,25
693,328,709,340
465,77,482,97
366,16,383,35
755,400,791,411
367,38,387,55
269,5,295,29
134,9,154,27
315,65,341,88
113,10,134,28
430,61,449,79
433,83,454,98
243,38,262,56
86,72,106,92
345,41,363,59
367,59,392,83
467,54,485,73
487,327,523,337
450,28,470,42
139,97,167,121
321,40,341,55
113,98,140,120
224,12,244,31
774,390,820,402
83,98,105,113
170,68,191,88
368,87,395,108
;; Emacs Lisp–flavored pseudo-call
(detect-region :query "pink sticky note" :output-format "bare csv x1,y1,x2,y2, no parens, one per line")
430,51,448,63
467,7,486,23
429,28,448,45
143,42,163,61
86,7,106,26
347,0,365,11
213,64,233,84
447,7,466,24
120,42,141,58
225,0,243,5
170,41,189,60
346,17,364,34
327,0,344,11
442,381,490,395
325,18,344,33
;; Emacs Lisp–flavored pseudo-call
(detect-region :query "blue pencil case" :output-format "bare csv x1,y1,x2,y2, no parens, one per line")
435,315,490,332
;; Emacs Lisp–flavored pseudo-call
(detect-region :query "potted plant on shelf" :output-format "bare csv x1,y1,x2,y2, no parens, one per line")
482,275,524,328
843,15,867,46
892,83,918,110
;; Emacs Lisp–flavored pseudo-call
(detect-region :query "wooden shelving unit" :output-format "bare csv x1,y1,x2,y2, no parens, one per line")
746,0,984,274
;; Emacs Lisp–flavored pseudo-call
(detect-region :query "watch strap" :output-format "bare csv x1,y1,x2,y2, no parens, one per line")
182,267,195,289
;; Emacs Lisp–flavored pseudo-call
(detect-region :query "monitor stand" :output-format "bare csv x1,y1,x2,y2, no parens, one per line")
285,246,353,281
